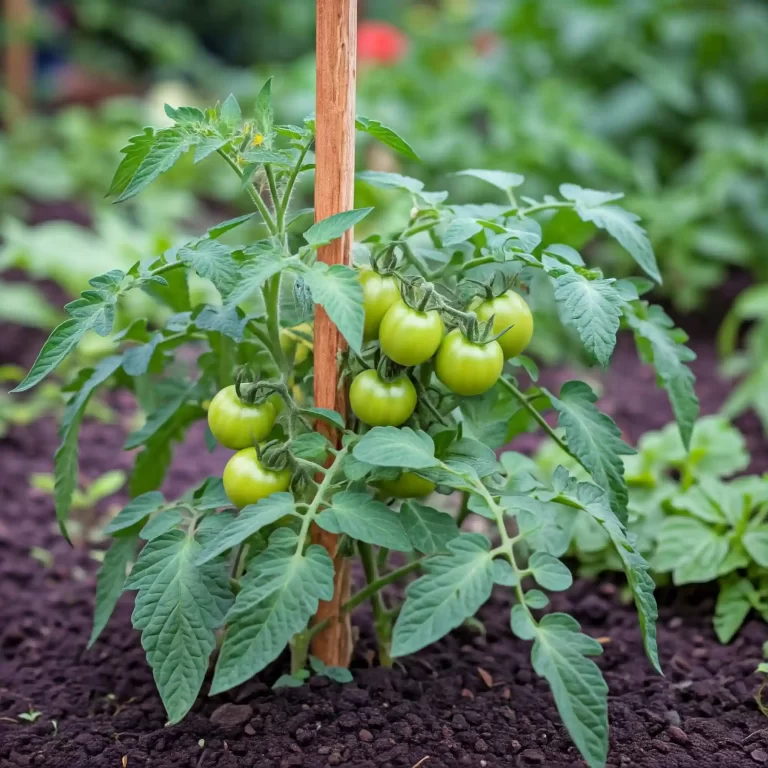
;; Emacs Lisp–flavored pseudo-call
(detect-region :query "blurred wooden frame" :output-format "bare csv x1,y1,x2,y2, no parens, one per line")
3,0,33,122
310,0,358,667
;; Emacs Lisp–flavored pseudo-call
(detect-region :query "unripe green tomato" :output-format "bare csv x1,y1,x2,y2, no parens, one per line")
349,369,417,427
207,385,277,450
360,269,400,341
223,447,292,508
470,290,533,359
435,328,504,396
379,300,444,366
280,322,313,364
375,472,436,498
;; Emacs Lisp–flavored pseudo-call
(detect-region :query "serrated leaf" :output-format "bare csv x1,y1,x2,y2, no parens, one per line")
140,508,184,541
104,492,165,535
194,305,247,342
179,240,238,295
443,218,483,247
208,213,256,239
196,494,296,565
532,616,608,768
316,491,412,551
627,305,699,448
353,427,438,469
455,169,525,192
356,170,424,193
290,432,332,463
304,208,374,248
653,517,728,584
124,387,194,450
392,534,494,656
559,184,624,208
302,263,364,353
211,537,333,694
194,136,229,163
549,381,633,524
220,93,242,123
125,531,232,722
11,319,86,393
117,127,200,202
300,407,345,431
190,477,232,510
253,78,274,139
553,273,623,366
88,536,137,648
400,501,460,554
529,552,573,591
107,128,155,198
714,578,754,644
355,117,419,161
225,251,285,306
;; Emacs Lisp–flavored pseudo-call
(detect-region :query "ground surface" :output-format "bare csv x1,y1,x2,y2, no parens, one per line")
1,309,768,768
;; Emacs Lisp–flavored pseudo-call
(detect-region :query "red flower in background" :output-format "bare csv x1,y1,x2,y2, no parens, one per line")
473,30,499,56
357,21,408,65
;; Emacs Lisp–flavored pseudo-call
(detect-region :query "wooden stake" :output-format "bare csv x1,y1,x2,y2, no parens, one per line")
3,0,33,123
310,0,357,667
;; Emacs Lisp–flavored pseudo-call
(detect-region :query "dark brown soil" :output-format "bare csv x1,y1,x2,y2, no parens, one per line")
1,317,768,768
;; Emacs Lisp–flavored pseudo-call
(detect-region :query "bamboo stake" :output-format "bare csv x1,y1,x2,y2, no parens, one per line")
310,0,357,666
3,0,33,123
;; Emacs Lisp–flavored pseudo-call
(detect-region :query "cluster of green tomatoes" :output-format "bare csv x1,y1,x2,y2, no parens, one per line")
206,267,533,509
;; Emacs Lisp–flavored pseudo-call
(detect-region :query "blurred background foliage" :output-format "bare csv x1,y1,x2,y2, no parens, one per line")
1,0,767,399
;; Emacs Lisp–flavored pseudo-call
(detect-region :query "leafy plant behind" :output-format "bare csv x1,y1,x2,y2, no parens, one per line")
16,86,699,768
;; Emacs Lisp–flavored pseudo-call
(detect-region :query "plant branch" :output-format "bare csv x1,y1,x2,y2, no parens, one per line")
358,542,393,666
217,150,278,236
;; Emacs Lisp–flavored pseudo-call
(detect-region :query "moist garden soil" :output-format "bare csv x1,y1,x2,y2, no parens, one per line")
1,312,768,768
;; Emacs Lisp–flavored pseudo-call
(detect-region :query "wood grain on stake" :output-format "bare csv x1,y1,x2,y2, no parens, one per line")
311,0,357,667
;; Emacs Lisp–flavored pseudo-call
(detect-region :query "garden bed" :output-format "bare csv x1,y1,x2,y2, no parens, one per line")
1,322,767,768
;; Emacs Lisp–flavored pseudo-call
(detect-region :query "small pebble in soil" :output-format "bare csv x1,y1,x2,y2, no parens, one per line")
667,726,690,746
243,724,256,736
210,703,253,728
521,748,546,763
752,749,768,763
358,729,373,743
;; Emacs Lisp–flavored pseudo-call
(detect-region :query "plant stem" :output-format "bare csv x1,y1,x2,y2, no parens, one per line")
457,255,499,275
262,275,288,374
279,141,312,234
358,542,393,666
499,377,588,473
456,492,471,527
376,546,390,573
265,163,280,217
217,150,278,236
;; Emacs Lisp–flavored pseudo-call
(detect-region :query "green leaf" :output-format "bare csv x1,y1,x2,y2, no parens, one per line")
302,263,364,353
88,535,137,648
225,251,285,307
743,529,768,567
300,407,345,431
532,615,608,768
253,78,274,138
353,427,438,470
273,673,306,689
493,559,519,586
140,508,184,540
391,534,495,656
211,536,333,694
194,305,247,342
107,128,155,198
208,213,256,239
529,552,573,591
564,480,660,673
11,319,85,393
627,305,699,448
653,517,728,584
124,387,195,450
400,501,460,554
196,494,296,565
316,492,412,551
190,477,232,510
510,604,537,640
125,532,232,722
549,381,633,524
563,184,660,284
117,127,200,202
525,589,550,609
356,171,424,193
104,492,165,535
355,117,419,161
455,169,525,192
442,438,499,478
130,438,173,497
194,136,229,163
179,240,238,295
290,432,332,463
304,208,374,248
442,218,483,247
714,578,754,644
220,93,242,124
553,273,623,366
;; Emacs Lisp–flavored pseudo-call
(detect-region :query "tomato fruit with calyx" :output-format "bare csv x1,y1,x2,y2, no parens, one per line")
360,269,400,341
350,369,417,426
379,301,444,366
375,472,436,498
207,385,276,450
223,447,291,508
435,329,504,396
470,290,533,359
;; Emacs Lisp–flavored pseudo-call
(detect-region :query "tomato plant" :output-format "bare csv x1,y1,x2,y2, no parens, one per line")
15,83,700,768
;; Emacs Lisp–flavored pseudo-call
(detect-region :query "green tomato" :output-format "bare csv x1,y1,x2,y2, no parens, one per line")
375,472,436,498
349,369,417,427
223,447,292,508
379,300,444,366
360,269,400,341
471,290,533,359
207,385,277,450
435,328,503,396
